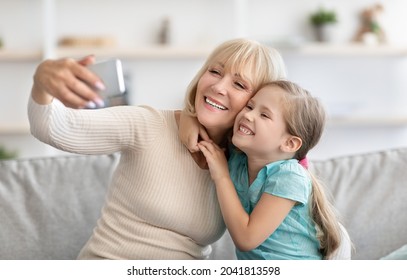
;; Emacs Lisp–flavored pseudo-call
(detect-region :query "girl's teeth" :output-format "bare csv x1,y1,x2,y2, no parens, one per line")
239,126,253,135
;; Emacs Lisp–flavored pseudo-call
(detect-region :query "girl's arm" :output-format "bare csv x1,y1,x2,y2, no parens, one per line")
179,110,210,153
198,140,295,251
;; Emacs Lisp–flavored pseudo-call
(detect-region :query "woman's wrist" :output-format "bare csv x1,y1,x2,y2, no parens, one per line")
31,83,53,105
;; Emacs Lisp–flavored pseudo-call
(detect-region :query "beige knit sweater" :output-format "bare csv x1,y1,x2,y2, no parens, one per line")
28,97,226,259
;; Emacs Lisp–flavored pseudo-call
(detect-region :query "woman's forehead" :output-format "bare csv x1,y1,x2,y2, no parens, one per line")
211,58,257,80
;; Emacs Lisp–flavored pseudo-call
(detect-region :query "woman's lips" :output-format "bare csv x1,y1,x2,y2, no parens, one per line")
204,97,227,110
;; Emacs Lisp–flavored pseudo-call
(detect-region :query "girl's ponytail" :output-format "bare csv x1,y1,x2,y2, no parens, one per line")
309,173,341,258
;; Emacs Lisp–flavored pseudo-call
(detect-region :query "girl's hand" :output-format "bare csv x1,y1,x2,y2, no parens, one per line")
197,140,229,182
31,55,105,108
179,111,210,153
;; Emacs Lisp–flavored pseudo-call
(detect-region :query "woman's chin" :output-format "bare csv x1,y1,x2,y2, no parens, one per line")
197,115,216,129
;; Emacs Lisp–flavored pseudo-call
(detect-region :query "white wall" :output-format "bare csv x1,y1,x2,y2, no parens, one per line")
1,0,403,49
1,0,407,160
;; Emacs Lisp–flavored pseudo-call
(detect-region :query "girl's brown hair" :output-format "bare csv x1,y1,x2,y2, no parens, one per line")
183,38,287,116
266,80,342,259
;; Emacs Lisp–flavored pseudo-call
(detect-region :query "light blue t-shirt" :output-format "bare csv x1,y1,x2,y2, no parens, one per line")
228,149,322,260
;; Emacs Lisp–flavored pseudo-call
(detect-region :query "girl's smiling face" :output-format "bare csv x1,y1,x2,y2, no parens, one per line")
232,85,293,162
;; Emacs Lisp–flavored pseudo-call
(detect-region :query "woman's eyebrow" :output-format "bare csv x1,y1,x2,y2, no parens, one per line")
212,61,224,68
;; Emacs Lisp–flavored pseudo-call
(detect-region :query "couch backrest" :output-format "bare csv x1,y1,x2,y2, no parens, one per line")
1,148,406,260
310,147,407,259
0,154,119,260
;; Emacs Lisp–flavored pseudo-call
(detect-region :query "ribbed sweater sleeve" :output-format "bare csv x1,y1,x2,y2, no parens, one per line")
28,96,163,155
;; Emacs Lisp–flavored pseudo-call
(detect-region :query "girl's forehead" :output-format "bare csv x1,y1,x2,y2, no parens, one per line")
254,85,286,103
259,84,284,95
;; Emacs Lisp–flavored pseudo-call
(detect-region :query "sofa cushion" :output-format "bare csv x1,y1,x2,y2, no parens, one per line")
0,153,119,260
310,147,407,259
1,147,406,260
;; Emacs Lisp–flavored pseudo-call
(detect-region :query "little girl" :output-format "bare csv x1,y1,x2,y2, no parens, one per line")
197,80,341,259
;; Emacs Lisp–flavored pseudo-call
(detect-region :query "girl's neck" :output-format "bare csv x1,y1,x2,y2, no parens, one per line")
246,157,264,185
245,153,294,185
207,128,231,148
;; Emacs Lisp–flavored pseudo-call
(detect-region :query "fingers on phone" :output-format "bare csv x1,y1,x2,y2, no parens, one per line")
77,55,95,66
63,75,104,108
69,64,106,107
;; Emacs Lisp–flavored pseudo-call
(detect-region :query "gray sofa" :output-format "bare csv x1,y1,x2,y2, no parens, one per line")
1,147,407,260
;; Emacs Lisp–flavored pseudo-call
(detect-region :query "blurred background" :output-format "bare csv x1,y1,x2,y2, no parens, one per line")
1,0,407,160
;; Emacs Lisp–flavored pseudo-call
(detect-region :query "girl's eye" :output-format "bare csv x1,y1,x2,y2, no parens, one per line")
246,104,253,110
261,113,270,119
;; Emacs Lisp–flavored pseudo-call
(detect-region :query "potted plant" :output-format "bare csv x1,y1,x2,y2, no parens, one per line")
0,145,17,160
309,8,338,42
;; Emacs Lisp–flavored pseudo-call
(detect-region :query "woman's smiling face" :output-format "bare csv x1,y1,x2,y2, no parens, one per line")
195,62,254,137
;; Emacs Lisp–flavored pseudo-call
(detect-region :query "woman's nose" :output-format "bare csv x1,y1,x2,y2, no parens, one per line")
211,76,231,95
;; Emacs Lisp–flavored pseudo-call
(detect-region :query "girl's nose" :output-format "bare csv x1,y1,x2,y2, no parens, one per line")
243,110,254,122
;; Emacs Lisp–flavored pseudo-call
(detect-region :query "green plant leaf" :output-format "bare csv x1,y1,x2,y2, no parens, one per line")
0,146,18,160
310,8,337,26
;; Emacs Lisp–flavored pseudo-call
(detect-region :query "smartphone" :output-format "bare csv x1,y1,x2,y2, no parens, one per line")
88,59,126,99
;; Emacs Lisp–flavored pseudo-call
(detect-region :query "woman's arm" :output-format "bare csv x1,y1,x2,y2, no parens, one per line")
198,140,295,251
28,99,164,155
179,110,210,153
31,56,105,108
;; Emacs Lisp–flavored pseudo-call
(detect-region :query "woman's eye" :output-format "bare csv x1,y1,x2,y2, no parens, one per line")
234,82,245,89
209,69,221,75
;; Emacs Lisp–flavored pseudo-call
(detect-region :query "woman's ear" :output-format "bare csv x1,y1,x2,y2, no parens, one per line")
281,136,302,153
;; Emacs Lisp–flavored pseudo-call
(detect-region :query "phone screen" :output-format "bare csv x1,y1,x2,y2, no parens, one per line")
88,59,126,99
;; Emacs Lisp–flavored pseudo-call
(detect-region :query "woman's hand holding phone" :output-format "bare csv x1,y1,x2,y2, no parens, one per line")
32,55,106,108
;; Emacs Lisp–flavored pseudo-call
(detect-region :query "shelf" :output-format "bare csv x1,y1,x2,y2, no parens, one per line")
279,43,407,57
1,116,407,135
57,43,407,59
328,116,407,127
0,123,30,135
56,46,213,60
2,43,407,62
42,43,407,61
0,49,43,62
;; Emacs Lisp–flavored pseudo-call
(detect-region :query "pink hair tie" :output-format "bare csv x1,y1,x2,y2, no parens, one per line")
299,157,309,169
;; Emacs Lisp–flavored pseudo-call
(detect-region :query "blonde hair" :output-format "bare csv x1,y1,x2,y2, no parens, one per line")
183,38,286,116
266,80,341,259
